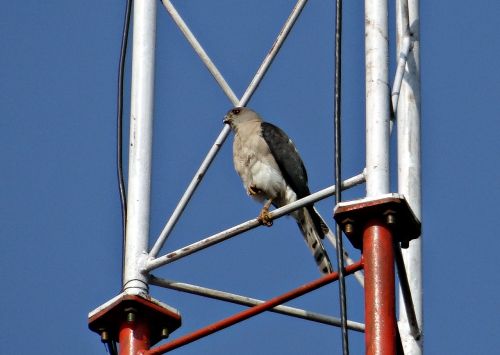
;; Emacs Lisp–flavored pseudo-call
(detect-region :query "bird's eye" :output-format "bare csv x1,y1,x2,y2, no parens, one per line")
232,108,241,115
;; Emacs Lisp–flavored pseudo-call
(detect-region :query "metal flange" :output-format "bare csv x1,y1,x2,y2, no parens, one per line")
88,292,181,347
334,193,421,250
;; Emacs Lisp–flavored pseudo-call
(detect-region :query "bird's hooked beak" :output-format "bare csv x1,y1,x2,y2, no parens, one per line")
223,107,243,126
223,113,232,125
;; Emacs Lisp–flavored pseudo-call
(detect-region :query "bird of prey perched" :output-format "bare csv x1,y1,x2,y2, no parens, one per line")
223,107,333,274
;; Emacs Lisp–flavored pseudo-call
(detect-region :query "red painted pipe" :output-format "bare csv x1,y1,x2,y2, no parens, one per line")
363,219,396,355
142,261,364,355
119,313,151,355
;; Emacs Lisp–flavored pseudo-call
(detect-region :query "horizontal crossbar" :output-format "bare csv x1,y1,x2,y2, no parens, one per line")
143,172,365,272
149,275,365,332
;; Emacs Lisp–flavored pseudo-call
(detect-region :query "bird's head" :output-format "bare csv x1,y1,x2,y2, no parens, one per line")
223,107,262,129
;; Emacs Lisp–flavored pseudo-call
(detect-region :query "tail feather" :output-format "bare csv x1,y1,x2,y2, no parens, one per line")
315,207,365,287
306,205,328,239
296,208,333,274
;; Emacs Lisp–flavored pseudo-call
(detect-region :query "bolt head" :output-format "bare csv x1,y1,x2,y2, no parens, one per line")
161,327,169,339
386,213,396,225
126,311,136,322
100,330,109,343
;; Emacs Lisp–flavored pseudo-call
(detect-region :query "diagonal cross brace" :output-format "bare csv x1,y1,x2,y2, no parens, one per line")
142,261,364,354
149,0,309,258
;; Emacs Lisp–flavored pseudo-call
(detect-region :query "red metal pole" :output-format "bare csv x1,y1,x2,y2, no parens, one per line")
142,261,364,355
119,312,151,355
363,219,396,355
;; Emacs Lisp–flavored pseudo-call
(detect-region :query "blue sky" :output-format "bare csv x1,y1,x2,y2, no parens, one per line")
1,1,498,354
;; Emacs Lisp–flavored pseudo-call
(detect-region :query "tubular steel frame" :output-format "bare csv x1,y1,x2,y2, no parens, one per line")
144,262,364,355
396,0,423,353
89,0,422,354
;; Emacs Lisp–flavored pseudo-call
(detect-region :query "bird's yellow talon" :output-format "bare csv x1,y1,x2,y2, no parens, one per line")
258,204,273,227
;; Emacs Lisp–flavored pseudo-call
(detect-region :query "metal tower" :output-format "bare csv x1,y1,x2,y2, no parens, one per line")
88,0,422,354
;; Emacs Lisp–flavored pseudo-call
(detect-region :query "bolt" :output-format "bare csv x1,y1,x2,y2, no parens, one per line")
100,330,109,343
124,307,137,322
127,312,136,322
161,327,169,339
344,223,353,234
386,213,396,225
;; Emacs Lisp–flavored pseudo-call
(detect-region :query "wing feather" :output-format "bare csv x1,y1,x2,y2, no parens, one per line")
260,122,310,198
261,122,326,238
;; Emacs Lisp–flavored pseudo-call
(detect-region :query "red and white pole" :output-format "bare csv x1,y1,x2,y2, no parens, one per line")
335,196,420,355
364,0,393,354
89,0,181,349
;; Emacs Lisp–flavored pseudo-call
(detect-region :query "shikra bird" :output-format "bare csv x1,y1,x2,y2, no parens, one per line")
223,107,333,274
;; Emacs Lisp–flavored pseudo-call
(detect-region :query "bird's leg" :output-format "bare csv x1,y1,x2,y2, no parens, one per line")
247,184,260,196
258,198,274,227
247,184,273,226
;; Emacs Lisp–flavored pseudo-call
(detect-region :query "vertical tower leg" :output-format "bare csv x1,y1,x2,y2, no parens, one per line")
396,0,423,353
123,0,157,296
119,0,158,351
363,219,396,355
334,197,421,355
119,312,151,354
89,0,181,351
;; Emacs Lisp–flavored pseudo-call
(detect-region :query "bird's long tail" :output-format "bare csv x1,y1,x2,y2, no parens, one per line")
296,207,334,274
314,207,365,287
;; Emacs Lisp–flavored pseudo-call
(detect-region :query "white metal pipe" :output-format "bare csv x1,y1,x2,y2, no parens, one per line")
239,0,308,105
145,173,365,272
149,0,309,258
123,0,157,295
161,0,306,107
397,0,410,36
390,0,410,134
149,276,365,332
149,124,232,258
396,0,423,353
161,0,239,105
365,0,391,196
391,34,412,116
